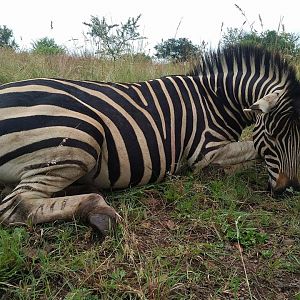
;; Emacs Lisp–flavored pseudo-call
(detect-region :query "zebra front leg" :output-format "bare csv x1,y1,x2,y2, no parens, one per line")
193,141,259,172
0,191,118,236
210,141,259,167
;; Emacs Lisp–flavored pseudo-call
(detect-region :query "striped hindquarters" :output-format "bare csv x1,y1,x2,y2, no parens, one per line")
0,77,203,189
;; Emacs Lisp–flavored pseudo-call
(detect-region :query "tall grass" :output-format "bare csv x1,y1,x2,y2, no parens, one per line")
0,48,192,84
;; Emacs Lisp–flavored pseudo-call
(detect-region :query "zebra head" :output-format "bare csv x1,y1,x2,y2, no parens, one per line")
247,87,300,195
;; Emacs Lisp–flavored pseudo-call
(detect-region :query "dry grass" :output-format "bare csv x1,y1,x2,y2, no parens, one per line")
0,48,190,84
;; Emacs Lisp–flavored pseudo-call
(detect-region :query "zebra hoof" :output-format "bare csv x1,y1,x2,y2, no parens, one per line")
88,213,116,236
75,193,118,237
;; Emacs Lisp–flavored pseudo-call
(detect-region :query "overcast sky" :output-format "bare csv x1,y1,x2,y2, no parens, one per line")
1,0,299,53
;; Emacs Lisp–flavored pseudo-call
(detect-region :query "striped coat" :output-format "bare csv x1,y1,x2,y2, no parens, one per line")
0,46,299,235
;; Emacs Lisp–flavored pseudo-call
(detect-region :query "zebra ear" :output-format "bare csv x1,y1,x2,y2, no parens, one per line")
243,92,280,113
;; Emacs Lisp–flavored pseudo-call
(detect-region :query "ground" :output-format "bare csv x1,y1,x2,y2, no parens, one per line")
0,162,299,300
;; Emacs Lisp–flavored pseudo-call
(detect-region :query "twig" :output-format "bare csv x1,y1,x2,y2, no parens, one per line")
235,216,253,300
174,17,183,39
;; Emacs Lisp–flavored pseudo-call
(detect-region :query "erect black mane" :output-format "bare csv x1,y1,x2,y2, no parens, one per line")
189,45,300,116
189,45,297,82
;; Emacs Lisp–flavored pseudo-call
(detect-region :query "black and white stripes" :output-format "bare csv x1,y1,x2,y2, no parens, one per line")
0,45,299,229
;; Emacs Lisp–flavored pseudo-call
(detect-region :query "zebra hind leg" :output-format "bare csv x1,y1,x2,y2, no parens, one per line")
0,185,118,237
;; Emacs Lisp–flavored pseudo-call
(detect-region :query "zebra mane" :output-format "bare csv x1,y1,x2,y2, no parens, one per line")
189,45,300,115
190,45,296,80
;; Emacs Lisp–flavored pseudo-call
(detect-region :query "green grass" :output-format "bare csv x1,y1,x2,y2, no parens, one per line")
1,166,299,299
0,50,299,299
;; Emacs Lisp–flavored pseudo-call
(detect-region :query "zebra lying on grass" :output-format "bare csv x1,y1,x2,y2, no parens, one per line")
0,45,299,236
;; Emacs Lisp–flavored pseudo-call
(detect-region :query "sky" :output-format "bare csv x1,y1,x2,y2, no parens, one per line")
1,0,299,54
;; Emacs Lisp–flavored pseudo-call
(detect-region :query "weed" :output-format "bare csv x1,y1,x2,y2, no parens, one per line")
225,224,268,247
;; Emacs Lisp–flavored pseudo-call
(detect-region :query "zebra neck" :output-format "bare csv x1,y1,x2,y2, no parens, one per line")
195,74,253,132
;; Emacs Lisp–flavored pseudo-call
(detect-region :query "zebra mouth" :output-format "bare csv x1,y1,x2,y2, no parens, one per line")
269,182,300,197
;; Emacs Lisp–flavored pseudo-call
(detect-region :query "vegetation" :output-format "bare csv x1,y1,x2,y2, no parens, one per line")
0,163,299,299
0,25,18,49
0,49,299,299
220,28,300,57
0,48,188,84
219,4,300,57
83,15,145,60
154,38,206,62
31,37,66,55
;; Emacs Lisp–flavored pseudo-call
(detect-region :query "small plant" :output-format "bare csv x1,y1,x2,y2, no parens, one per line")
65,288,99,300
110,268,127,281
261,249,273,258
226,226,268,247
229,275,242,299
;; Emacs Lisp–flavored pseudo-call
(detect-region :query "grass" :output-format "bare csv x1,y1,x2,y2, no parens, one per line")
0,48,189,84
0,50,299,299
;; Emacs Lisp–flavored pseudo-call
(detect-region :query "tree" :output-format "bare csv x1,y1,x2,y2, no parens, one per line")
0,25,18,49
154,38,206,62
31,37,66,55
220,28,300,57
83,15,145,60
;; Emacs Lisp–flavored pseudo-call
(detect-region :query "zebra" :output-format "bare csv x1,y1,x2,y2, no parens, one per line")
0,45,299,236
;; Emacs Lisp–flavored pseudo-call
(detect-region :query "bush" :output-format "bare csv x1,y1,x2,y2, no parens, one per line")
31,37,66,55
154,38,206,62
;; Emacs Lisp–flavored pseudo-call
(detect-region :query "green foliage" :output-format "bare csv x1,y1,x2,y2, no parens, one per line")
225,223,268,247
31,37,66,55
220,4,300,57
0,228,28,282
208,175,250,209
83,15,145,60
154,38,206,62
0,25,18,49
221,28,300,56
110,268,126,281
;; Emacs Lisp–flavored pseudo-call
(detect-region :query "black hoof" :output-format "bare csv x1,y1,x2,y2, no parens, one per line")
88,214,116,236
